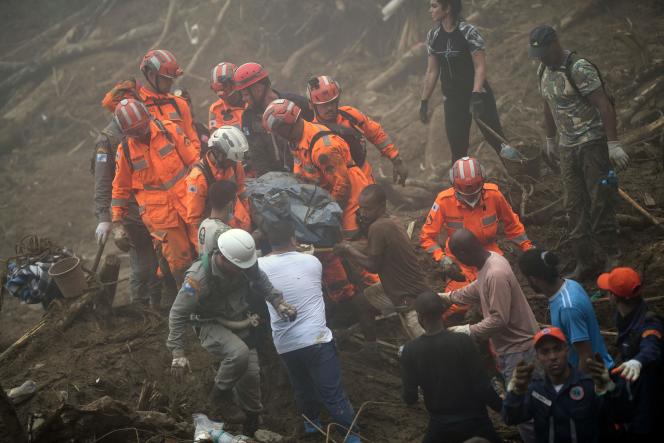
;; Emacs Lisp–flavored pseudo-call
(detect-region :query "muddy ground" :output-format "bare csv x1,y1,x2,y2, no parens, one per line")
1,0,663,441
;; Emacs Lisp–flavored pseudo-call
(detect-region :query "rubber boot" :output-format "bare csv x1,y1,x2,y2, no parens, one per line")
564,240,595,281
208,387,246,424
243,411,260,437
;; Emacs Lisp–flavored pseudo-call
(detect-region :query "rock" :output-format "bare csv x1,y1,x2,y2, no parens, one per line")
254,429,284,442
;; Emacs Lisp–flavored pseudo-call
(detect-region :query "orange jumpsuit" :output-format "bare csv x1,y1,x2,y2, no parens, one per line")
208,98,244,131
184,153,251,231
314,105,400,182
138,86,201,155
420,183,533,293
111,120,199,283
291,120,374,301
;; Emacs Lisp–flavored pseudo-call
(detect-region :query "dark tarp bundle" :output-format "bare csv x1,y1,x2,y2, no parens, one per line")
245,172,342,247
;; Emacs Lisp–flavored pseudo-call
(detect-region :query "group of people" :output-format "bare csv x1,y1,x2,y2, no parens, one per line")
87,0,658,441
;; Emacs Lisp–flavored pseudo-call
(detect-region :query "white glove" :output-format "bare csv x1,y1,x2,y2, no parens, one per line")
608,141,629,171
170,356,191,382
95,221,112,244
613,359,642,382
448,324,471,335
544,137,558,161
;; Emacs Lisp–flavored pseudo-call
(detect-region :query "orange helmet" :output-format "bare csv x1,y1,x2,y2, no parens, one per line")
262,99,301,133
307,75,341,105
140,49,183,79
114,98,152,138
210,62,237,96
449,157,485,206
233,62,269,91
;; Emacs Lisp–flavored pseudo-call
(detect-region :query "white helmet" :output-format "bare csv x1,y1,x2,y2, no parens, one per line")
208,125,249,163
217,229,257,269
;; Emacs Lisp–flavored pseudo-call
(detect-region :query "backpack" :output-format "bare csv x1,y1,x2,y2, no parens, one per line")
537,51,614,105
309,111,367,167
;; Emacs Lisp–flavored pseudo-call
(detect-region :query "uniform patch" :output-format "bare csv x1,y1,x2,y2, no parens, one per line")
198,226,206,246
531,391,552,407
569,386,584,401
182,277,200,297
431,202,440,212
188,184,197,193
96,153,108,163
642,329,662,340
209,119,217,128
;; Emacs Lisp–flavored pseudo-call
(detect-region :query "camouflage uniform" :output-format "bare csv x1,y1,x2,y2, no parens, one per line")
538,51,618,256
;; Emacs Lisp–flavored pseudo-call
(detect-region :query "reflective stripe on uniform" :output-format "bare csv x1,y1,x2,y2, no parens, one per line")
376,138,392,149
144,166,189,191
511,234,529,244
302,164,318,174
322,135,331,146
427,245,442,253
132,159,148,170
482,214,497,225
169,112,180,120
158,143,174,156
446,220,464,229
111,198,128,207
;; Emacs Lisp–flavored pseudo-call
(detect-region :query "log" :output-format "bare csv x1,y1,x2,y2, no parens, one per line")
0,22,161,98
280,36,325,80
622,115,664,146
619,79,664,124
0,319,47,364
0,382,27,443
615,213,648,229
367,42,426,91
618,188,664,232
182,0,232,80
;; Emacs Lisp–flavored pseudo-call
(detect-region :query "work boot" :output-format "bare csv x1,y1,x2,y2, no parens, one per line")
564,241,596,281
303,417,322,435
208,387,246,424
243,411,260,437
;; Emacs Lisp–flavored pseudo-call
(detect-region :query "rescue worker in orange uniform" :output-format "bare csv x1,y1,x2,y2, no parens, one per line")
138,49,201,155
111,99,199,287
420,156,533,300
306,75,409,185
262,99,379,349
209,62,245,131
185,125,251,233
232,62,313,176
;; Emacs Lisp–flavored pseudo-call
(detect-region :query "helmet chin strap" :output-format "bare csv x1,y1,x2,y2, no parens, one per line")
457,192,482,208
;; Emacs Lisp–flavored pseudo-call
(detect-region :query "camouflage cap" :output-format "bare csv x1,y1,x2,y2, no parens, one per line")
528,25,557,58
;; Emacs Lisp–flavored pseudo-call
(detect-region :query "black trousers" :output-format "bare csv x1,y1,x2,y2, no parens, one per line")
443,83,505,162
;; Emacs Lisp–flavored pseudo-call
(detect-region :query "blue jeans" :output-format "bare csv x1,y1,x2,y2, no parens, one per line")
280,341,356,432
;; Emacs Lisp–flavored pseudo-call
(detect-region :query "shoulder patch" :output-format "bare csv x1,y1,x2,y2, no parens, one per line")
188,184,197,194
198,226,206,246
431,202,439,212
182,276,200,296
96,153,108,163
642,329,662,340
569,385,585,401
531,391,552,407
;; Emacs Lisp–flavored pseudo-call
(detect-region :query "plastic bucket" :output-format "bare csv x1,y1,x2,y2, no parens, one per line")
48,256,86,298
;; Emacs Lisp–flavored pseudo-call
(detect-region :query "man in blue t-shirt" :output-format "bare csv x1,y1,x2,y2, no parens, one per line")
519,249,613,372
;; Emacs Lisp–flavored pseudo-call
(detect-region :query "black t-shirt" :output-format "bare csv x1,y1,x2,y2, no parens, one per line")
426,21,485,97
401,329,501,417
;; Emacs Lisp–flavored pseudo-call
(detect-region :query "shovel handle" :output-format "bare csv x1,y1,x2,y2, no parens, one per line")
475,118,510,145
91,238,107,274
618,187,664,232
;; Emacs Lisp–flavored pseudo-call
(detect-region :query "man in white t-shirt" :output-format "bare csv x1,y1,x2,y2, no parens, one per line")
197,180,235,256
258,219,360,442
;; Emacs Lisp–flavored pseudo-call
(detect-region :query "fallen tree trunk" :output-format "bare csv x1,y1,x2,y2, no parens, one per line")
182,0,232,80
0,22,161,98
281,36,325,80
619,79,664,125
367,42,425,91
622,115,664,146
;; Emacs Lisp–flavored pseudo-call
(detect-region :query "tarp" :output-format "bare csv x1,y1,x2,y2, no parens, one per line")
245,172,342,247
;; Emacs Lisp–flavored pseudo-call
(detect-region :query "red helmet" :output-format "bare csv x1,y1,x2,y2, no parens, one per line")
307,75,341,104
233,62,269,91
140,49,183,79
114,98,151,137
210,62,237,96
262,99,301,133
449,157,485,205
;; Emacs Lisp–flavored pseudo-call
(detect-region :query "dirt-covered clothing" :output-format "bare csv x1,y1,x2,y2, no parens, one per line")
559,138,618,242
366,215,428,305
401,329,501,442
538,51,605,147
167,258,281,357
450,252,538,356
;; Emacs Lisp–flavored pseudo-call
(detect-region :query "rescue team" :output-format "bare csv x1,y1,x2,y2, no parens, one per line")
88,0,659,440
